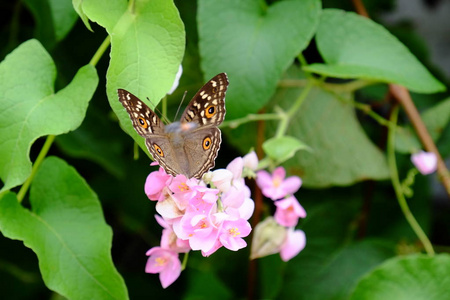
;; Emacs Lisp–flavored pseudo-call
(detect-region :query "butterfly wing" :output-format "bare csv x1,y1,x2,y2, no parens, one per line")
117,89,176,173
180,73,228,127
117,89,165,137
182,127,222,179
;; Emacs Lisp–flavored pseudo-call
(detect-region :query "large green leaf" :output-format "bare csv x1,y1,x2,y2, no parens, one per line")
0,157,128,299
0,39,98,192
82,0,185,154
227,67,390,187
304,9,445,94
198,0,321,120
274,71,389,187
349,254,450,300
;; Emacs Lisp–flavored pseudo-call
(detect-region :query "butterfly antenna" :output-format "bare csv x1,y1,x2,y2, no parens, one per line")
147,96,171,123
174,90,188,121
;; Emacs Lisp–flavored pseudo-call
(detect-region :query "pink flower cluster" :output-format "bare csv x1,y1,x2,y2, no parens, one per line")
144,152,258,288
252,167,306,262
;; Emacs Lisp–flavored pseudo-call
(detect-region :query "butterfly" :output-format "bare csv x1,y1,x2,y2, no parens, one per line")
117,73,228,179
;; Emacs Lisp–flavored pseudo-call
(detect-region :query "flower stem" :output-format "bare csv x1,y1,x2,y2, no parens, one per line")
274,79,313,138
89,35,110,67
387,105,435,256
181,252,189,271
17,135,55,203
221,113,281,129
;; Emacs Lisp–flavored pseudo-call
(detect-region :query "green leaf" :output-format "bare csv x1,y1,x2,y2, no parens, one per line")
349,254,450,300
55,106,127,179
262,136,310,165
272,70,389,187
280,240,395,300
72,0,93,31
304,9,445,94
24,0,79,47
198,0,321,120
82,0,185,154
396,97,450,154
0,39,98,192
0,157,128,299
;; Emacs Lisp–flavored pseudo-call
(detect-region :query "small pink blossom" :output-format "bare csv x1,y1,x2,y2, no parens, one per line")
243,151,258,171
219,219,252,251
206,169,233,192
179,212,219,252
145,247,181,288
280,228,306,262
156,215,190,253
145,167,171,201
227,157,244,179
274,196,307,227
411,151,437,175
256,167,302,200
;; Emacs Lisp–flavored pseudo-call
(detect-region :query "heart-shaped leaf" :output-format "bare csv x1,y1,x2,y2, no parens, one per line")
263,136,310,165
0,157,128,299
82,0,185,153
304,9,445,93
198,0,321,120
349,254,450,300
0,39,98,192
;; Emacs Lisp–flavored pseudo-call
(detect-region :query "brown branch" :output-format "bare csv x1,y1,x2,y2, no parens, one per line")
351,0,370,17
351,0,450,198
390,85,450,196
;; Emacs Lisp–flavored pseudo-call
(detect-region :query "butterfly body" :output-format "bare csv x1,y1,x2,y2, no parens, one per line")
117,73,228,179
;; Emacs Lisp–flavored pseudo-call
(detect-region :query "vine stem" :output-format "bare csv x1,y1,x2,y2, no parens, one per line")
275,80,313,138
221,113,281,129
387,105,435,256
17,135,55,203
89,35,110,67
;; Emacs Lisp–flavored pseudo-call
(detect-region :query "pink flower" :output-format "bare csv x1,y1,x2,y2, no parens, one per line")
243,151,258,171
145,167,171,201
219,219,252,251
206,169,233,192
411,151,437,175
145,247,181,288
156,215,190,253
274,196,307,227
179,212,219,252
227,157,244,179
280,228,306,262
256,167,302,200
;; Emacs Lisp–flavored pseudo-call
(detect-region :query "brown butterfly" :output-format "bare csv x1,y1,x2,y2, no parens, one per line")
117,73,228,179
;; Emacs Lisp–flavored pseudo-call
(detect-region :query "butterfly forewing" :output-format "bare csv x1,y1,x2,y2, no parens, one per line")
117,89,165,137
180,73,228,127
